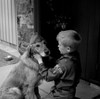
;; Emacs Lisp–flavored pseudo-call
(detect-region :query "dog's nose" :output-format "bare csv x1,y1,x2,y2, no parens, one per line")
45,50,50,56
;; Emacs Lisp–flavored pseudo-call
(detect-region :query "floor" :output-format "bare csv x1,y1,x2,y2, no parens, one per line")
0,42,100,99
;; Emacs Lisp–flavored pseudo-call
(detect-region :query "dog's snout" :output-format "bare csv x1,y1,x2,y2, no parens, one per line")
45,49,50,56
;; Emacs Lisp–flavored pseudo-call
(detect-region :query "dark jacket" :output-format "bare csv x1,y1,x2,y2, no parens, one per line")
44,51,81,98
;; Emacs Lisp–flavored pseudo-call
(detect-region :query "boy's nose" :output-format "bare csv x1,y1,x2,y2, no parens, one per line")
58,44,61,47
58,45,59,48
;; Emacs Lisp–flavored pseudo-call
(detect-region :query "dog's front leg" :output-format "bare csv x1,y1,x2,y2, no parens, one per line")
34,87,41,99
25,86,37,99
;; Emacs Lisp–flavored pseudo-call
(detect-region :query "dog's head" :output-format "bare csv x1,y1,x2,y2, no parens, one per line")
27,33,50,58
20,34,50,67
28,40,50,58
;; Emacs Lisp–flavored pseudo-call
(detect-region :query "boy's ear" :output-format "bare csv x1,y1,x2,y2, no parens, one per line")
66,46,71,52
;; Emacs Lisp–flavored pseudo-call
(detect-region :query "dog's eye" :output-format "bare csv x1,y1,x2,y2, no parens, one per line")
36,44,40,47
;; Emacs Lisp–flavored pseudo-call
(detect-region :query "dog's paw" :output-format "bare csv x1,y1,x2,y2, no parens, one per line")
8,87,21,95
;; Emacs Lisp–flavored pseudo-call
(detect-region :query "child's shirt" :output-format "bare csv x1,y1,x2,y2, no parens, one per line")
45,51,81,98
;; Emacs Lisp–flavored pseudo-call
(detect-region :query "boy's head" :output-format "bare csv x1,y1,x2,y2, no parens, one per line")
56,30,82,54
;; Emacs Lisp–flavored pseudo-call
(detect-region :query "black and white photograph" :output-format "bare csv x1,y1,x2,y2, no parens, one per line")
0,0,100,99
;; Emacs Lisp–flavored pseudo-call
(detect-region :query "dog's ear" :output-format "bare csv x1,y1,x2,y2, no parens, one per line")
26,45,32,57
26,45,37,58
30,33,38,44
30,33,44,44
21,45,32,59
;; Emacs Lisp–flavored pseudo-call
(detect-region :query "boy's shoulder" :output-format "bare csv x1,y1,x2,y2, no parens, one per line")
61,54,72,60
57,54,72,63
57,51,80,62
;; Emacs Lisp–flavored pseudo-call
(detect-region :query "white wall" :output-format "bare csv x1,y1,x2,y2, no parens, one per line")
0,0,17,45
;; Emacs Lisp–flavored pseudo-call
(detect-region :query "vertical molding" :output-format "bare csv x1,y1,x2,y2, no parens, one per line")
1,0,4,40
14,0,19,49
7,0,11,43
5,0,9,42
3,0,7,41
9,0,13,43
0,0,2,39
3,0,6,41
11,0,16,44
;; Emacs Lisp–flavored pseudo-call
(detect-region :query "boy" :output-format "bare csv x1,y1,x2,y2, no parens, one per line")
36,30,82,99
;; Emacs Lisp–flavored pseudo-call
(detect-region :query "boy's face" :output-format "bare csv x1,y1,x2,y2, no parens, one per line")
58,41,69,54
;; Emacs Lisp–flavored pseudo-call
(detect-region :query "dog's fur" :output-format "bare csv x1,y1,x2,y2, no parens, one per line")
0,34,50,99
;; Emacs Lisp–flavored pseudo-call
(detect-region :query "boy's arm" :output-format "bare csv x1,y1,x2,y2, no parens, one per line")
35,54,65,81
41,64,64,82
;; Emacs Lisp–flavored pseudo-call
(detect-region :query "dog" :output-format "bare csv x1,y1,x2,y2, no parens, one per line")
0,34,50,99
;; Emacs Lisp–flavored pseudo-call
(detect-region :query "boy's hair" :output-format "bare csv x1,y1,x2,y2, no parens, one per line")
56,30,82,50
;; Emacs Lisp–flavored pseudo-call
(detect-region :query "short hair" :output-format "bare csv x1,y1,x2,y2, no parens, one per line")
56,30,82,49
